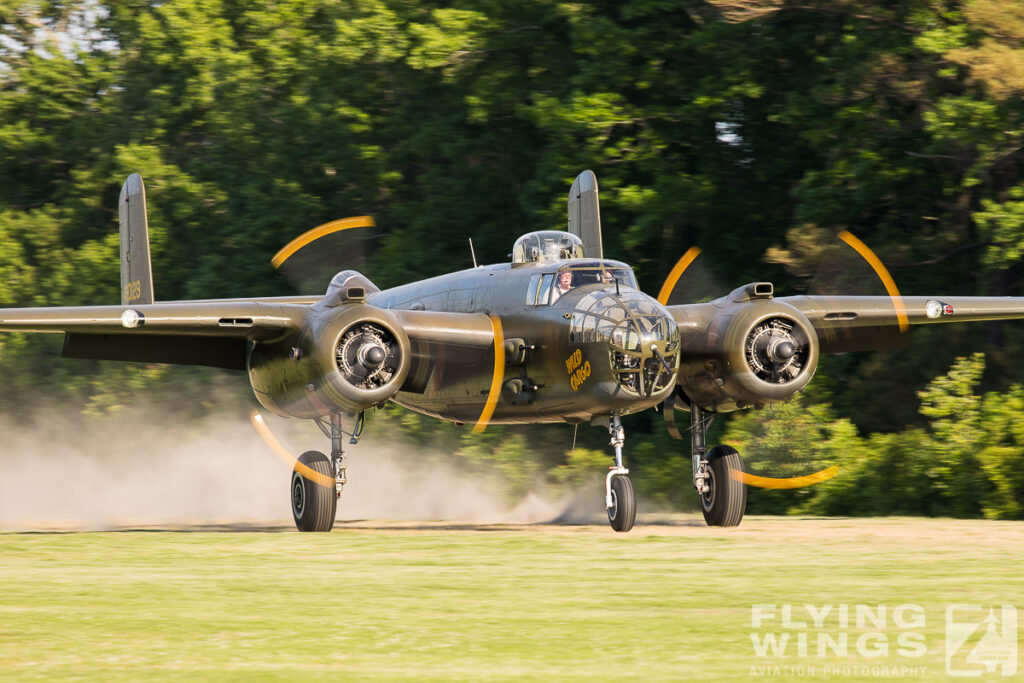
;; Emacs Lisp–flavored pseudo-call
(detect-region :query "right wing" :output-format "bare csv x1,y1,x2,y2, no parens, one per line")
0,298,501,373
0,300,310,370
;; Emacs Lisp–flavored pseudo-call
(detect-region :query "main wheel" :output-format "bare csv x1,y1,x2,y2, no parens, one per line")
291,450,337,532
607,474,636,533
700,445,746,527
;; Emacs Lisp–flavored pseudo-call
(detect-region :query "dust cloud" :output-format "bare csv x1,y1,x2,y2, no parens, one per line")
0,408,593,530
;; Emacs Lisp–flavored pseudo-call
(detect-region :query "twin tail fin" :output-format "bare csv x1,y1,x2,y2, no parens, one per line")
119,173,155,305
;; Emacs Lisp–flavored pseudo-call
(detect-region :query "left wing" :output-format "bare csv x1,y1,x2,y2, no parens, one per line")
782,295,1024,353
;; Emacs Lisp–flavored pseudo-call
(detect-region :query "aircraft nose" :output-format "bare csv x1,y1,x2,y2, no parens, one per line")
568,288,680,398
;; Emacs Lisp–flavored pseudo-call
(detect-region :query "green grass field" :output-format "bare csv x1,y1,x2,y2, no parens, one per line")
0,517,1020,681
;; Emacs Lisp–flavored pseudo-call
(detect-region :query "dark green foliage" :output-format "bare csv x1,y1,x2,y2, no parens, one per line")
2,1,1024,516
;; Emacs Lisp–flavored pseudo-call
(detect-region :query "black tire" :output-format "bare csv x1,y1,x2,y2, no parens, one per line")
291,450,337,532
700,445,746,527
607,474,636,533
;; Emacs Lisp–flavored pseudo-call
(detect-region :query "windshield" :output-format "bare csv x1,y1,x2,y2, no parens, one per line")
546,264,638,304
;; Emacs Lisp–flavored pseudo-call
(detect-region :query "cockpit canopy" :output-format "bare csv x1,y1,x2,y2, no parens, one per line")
512,230,584,264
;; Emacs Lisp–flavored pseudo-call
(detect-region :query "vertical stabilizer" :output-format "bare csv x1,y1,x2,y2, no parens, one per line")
567,170,603,259
119,173,155,305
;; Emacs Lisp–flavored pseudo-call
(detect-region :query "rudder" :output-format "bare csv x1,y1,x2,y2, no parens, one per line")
119,173,155,305
567,170,603,259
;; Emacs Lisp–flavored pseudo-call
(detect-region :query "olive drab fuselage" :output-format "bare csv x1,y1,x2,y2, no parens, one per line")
376,259,680,424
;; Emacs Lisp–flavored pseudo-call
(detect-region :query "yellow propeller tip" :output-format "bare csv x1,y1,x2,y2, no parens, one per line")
657,246,702,306
271,216,377,270
250,408,335,489
472,315,506,433
836,231,908,333
729,465,839,489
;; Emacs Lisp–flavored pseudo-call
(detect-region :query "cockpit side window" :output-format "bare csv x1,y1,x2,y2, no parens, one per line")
526,274,540,305
536,273,555,305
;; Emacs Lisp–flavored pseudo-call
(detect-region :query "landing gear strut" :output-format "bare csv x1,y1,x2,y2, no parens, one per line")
290,411,364,532
689,402,746,527
327,411,348,498
605,411,636,532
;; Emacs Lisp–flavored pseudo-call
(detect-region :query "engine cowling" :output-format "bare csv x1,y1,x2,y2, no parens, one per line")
675,285,819,412
248,303,411,419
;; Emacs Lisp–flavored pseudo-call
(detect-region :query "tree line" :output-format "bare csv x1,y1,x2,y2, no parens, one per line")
1,1,1022,516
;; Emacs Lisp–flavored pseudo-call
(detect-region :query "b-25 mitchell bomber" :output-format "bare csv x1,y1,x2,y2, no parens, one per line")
3,171,1024,532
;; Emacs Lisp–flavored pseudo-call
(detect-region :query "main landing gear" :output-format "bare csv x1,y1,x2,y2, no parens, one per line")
689,403,746,527
604,411,636,532
290,411,364,532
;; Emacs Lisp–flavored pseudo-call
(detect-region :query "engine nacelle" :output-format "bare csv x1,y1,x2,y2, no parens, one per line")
248,303,411,419
675,284,819,412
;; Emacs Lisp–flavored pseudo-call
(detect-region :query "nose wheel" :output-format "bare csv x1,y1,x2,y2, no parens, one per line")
603,412,636,532
607,473,636,532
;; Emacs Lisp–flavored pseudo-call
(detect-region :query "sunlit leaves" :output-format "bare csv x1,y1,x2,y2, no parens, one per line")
977,186,1024,269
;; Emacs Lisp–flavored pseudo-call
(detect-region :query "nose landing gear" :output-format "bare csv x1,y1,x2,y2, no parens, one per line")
604,411,636,532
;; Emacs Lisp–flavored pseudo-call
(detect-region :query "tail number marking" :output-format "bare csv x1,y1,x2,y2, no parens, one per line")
123,280,142,302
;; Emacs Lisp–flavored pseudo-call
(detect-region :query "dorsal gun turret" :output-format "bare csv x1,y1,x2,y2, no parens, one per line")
511,230,584,265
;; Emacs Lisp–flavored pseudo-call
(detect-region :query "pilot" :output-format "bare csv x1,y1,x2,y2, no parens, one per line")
601,269,615,284
551,270,574,302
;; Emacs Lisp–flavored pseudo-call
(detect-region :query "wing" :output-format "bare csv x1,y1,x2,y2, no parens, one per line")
781,295,1024,353
0,299,499,373
0,300,309,370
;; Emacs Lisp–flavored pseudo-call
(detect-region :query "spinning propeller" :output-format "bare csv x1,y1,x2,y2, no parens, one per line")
655,229,909,490
272,215,506,434
254,216,509,488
